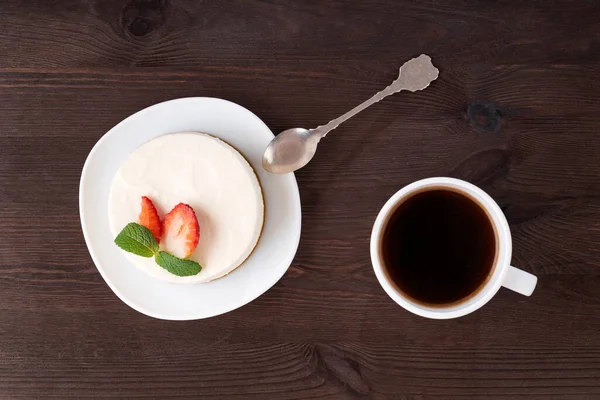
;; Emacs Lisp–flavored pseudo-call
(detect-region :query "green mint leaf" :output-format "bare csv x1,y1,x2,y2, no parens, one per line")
155,251,202,277
114,223,159,258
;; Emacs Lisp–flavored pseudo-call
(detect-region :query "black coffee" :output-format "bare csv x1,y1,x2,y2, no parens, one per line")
380,188,497,306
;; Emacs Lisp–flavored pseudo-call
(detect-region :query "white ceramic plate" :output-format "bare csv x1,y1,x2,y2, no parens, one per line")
80,98,301,320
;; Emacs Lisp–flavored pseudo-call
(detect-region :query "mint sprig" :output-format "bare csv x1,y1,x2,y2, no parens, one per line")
114,222,202,277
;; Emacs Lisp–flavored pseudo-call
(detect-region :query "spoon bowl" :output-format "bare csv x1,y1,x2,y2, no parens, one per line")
262,128,321,174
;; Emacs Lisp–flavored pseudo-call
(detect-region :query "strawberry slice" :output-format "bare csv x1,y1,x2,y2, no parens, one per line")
162,203,200,258
139,196,162,244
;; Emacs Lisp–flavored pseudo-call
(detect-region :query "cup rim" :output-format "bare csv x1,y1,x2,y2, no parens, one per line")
370,177,512,319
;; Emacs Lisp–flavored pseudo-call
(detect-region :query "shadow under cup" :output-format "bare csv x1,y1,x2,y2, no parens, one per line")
376,184,500,309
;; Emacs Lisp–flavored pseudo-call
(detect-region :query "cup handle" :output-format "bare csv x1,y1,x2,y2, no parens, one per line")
502,266,537,296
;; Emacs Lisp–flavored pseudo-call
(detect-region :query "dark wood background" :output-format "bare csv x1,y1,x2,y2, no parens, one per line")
1,0,600,398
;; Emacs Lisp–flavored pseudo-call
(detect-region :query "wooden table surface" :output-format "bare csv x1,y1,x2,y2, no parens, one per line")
2,1,600,399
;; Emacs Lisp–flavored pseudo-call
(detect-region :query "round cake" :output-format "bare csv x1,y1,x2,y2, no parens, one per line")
108,132,264,283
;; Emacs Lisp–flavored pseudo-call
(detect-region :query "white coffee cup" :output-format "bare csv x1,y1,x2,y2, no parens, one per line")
370,177,537,319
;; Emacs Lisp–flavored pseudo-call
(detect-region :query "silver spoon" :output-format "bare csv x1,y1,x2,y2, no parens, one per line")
262,54,439,174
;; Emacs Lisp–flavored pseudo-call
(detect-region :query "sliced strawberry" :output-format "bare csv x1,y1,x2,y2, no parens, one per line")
139,196,162,244
161,203,200,258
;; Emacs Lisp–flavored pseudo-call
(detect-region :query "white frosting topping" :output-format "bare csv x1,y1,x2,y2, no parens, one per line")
108,132,264,283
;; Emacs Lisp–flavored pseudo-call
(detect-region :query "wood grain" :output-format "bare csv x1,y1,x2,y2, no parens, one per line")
1,0,600,398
